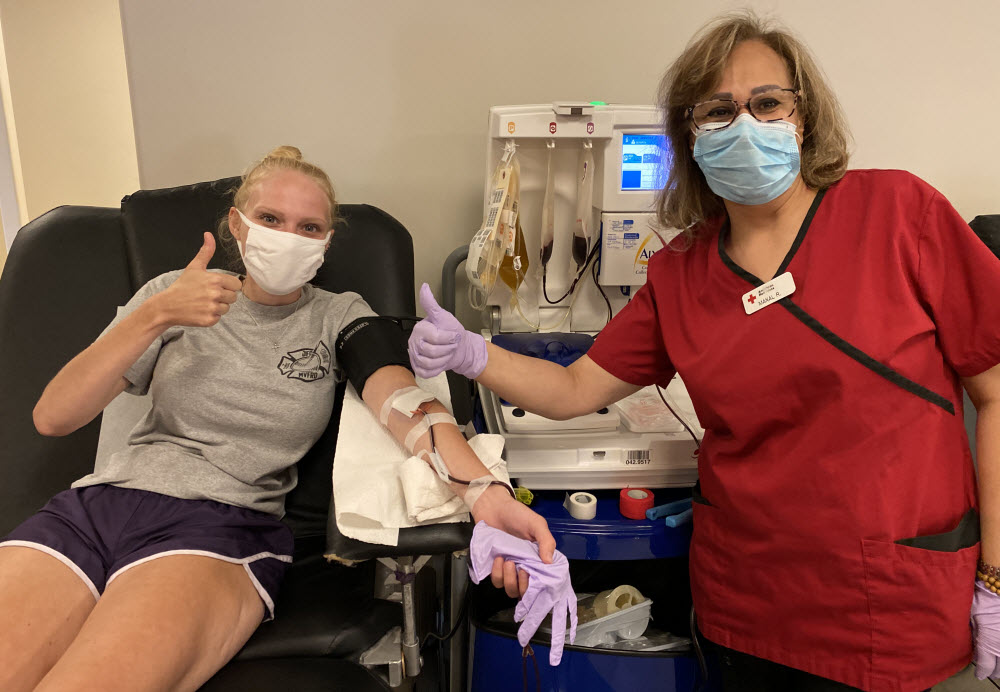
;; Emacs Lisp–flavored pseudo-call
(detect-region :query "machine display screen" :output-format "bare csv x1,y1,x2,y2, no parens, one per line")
621,133,668,191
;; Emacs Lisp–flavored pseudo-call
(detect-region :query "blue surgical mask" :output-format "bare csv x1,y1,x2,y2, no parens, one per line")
692,113,801,205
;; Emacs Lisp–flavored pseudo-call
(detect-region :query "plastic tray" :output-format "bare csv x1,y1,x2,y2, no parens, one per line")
533,594,653,648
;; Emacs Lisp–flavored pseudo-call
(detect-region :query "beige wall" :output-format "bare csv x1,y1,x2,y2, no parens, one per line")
0,0,138,224
119,0,1000,312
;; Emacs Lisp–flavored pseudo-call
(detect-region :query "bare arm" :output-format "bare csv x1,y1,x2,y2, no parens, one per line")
33,233,241,437
475,347,641,420
361,364,556,566
964,362,1000,565
408,284,640,419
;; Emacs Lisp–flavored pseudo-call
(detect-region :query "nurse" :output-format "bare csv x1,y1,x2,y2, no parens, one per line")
408,12,1000,692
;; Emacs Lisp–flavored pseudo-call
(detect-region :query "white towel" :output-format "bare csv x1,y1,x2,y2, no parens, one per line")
333,374,507,546
399,434,508,523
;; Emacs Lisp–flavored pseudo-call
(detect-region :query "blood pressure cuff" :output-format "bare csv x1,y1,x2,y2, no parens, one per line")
336,316,413,396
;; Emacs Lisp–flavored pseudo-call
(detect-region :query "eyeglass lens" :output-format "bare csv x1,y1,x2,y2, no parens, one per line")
692,90,796,129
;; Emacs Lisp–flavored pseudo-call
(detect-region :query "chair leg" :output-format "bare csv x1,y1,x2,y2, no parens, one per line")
448,550,470,692
397,556,422,677
359,627,405,688
365,555,436,686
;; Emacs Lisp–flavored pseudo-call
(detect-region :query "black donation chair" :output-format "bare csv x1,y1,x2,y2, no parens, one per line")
0,177,472,691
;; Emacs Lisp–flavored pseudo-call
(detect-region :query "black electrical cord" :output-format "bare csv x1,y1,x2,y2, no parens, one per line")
591,254,612,325
542,241,601,304
655,384,702,453
420,579,471,649
690,606,710,692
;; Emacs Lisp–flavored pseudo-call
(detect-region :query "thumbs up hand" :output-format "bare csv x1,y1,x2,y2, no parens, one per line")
408,283,487,379
157,233,243,328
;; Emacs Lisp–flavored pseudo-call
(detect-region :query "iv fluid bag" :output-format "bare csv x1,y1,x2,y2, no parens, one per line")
498,158,527,297
468,144,517,309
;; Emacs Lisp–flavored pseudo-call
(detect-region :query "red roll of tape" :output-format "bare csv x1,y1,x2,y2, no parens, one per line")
619,488,654,519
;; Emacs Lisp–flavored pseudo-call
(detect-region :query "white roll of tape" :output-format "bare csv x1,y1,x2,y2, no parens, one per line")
563,491,598,520
593,584,644,618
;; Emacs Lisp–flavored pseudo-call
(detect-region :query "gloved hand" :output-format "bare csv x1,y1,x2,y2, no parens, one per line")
408,283,488,379
973,580,1000,679
468,521,577,665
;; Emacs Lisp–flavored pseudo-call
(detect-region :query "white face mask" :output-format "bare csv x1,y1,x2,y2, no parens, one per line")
236,209,330,296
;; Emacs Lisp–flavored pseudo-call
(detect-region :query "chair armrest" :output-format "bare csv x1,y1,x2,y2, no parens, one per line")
324,491,472,563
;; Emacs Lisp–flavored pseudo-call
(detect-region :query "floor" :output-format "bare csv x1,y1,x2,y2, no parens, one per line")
932,666,1000,691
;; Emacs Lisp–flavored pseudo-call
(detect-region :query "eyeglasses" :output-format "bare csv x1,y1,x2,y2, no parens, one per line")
687,88,800,131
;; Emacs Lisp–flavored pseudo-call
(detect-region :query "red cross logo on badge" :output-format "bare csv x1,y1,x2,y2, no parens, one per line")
747,294,756,304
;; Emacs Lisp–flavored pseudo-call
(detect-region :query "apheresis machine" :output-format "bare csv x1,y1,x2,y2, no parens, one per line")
467,103,703,492
465,104,713,691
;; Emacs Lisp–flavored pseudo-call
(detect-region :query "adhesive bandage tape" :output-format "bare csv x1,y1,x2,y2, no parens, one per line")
593,585,645,618
619,488,654,519
564,491,597,520
402,411,457,453
380,386,417,425
381,386,436,426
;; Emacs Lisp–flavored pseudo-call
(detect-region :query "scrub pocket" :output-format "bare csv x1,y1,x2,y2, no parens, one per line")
862,510,978,687
691,481,713,506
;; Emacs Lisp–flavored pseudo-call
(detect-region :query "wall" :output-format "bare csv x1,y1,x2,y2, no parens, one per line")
119,0,1000,319
0,0,138,231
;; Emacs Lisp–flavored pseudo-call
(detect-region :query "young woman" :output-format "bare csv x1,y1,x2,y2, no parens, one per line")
0,146,554,692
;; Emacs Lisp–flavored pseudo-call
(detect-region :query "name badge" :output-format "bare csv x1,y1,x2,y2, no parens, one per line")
743,272,795,315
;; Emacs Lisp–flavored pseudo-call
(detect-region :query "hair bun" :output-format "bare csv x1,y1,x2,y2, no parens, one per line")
265,145,303,161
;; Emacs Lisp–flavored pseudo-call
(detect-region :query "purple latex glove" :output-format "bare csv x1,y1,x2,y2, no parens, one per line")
408,283,488,379
973,581,1000,679
468,521,577,665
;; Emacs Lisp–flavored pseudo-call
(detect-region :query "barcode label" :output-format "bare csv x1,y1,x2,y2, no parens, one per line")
624,450,651,466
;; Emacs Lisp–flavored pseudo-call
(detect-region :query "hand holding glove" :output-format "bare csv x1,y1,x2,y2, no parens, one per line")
973,580,1000,679
408,284,487,379
468,521,577,665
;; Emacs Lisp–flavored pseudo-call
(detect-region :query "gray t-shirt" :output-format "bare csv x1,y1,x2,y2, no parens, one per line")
73,270,375,517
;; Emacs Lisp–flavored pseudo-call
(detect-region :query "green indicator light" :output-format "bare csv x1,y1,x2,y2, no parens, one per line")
590,101,607,105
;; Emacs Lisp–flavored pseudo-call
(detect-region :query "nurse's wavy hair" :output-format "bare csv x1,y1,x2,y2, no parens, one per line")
216,145,341,272
656,11,851,239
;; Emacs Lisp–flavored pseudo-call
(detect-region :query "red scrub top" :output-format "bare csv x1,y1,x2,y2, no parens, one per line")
587,170,1000,691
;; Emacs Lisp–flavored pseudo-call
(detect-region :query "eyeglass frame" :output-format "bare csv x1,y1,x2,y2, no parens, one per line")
686,88,801,132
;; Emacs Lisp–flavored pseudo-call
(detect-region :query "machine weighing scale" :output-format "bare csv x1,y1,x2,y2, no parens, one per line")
477,333,700,490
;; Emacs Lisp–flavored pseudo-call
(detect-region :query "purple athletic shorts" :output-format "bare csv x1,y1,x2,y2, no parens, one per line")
0,484,294,620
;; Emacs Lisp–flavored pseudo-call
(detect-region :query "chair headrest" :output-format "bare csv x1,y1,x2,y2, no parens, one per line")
120,177,415,317
121,177,240,289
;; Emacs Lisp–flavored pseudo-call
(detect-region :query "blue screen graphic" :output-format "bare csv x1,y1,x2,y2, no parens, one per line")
621,133,668,191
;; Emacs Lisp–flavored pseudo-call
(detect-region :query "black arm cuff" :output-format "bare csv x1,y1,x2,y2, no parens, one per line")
336,316,413,395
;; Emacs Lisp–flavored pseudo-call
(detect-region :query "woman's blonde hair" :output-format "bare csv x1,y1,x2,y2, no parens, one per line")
217,146,340,270
655,11,851,237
